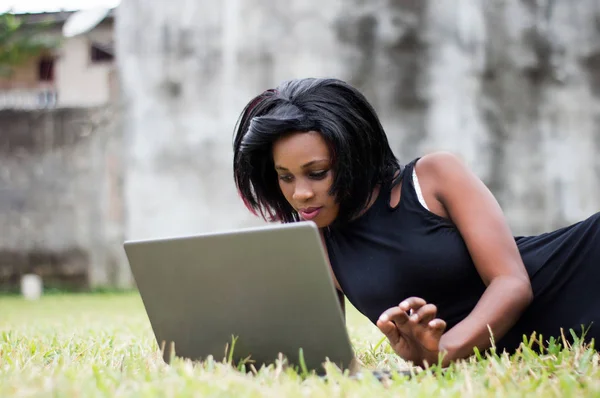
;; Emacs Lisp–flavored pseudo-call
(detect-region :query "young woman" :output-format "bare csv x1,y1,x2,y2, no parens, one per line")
232,78,600,368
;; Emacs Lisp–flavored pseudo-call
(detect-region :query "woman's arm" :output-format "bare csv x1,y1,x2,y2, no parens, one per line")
417,152,533,364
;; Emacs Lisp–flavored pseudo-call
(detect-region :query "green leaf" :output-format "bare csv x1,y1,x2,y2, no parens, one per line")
0,11,61,77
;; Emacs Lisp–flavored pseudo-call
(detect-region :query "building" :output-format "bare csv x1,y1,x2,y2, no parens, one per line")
0,9,117,110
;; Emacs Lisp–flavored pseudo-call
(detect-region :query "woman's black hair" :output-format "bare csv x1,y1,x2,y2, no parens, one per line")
232,77,401,227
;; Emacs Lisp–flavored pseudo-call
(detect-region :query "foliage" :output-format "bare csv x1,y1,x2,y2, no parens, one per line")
0,10,60,77
0,293,599,397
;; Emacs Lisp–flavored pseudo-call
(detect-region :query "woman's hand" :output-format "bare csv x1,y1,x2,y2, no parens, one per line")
376,297,447,367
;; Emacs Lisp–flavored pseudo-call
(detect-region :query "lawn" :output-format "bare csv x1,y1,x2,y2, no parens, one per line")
0,292,599,397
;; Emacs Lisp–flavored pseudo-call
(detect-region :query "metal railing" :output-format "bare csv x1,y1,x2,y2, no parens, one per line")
0,88,59,110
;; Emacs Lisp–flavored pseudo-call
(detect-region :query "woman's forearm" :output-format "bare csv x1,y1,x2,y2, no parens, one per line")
438,276,533,365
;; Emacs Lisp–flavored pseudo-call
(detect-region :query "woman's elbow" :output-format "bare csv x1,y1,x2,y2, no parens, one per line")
511,275,534,307
493,274,534,307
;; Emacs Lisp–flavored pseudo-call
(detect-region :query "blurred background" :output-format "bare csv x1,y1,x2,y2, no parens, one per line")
1,0,599,292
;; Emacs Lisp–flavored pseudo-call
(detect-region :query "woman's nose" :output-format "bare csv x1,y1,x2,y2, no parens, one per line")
293,183,315,201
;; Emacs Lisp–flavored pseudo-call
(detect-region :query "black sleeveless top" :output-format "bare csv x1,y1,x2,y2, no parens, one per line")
324,158,486,329
324,158,600,353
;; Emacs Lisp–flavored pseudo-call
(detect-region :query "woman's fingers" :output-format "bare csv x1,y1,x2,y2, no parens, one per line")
376,317,400,343
399,297,427,314
378,299,446,350
377,307,406,344
399,297,437,325
410,303,437,325
427,318,447,335
379,305,411,326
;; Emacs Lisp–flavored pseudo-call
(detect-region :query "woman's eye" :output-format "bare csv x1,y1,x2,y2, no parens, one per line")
309,170,328,180
279,175,293,182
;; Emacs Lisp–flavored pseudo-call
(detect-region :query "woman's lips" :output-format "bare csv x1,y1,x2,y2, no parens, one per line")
299,207,322,220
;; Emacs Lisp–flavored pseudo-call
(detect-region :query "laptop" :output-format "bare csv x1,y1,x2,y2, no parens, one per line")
123,221,358,375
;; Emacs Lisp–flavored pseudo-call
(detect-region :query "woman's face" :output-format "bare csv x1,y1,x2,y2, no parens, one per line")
272,131,339,228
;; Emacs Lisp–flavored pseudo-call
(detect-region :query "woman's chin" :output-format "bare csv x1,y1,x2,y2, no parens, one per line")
311,216,334,229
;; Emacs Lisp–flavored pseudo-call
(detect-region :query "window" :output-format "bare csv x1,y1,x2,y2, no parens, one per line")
90,42,114,63
38,57,55,81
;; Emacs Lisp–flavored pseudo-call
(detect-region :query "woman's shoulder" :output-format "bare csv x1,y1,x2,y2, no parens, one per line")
406,151,470,193
410,151,466,173
403,152,484,219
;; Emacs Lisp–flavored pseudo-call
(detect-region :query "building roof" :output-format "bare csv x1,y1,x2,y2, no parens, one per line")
15,8,116,26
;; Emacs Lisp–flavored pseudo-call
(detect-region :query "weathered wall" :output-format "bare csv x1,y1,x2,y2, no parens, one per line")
0,106,130,290
116,0,600,241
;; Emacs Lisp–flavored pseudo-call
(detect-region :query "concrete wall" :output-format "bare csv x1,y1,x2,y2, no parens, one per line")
0,106,130,290
116,0,600,243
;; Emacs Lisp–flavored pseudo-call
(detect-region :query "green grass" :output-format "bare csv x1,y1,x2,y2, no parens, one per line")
1,292,599,397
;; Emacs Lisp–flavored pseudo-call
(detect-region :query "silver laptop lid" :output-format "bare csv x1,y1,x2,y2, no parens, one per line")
123,221,355,373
